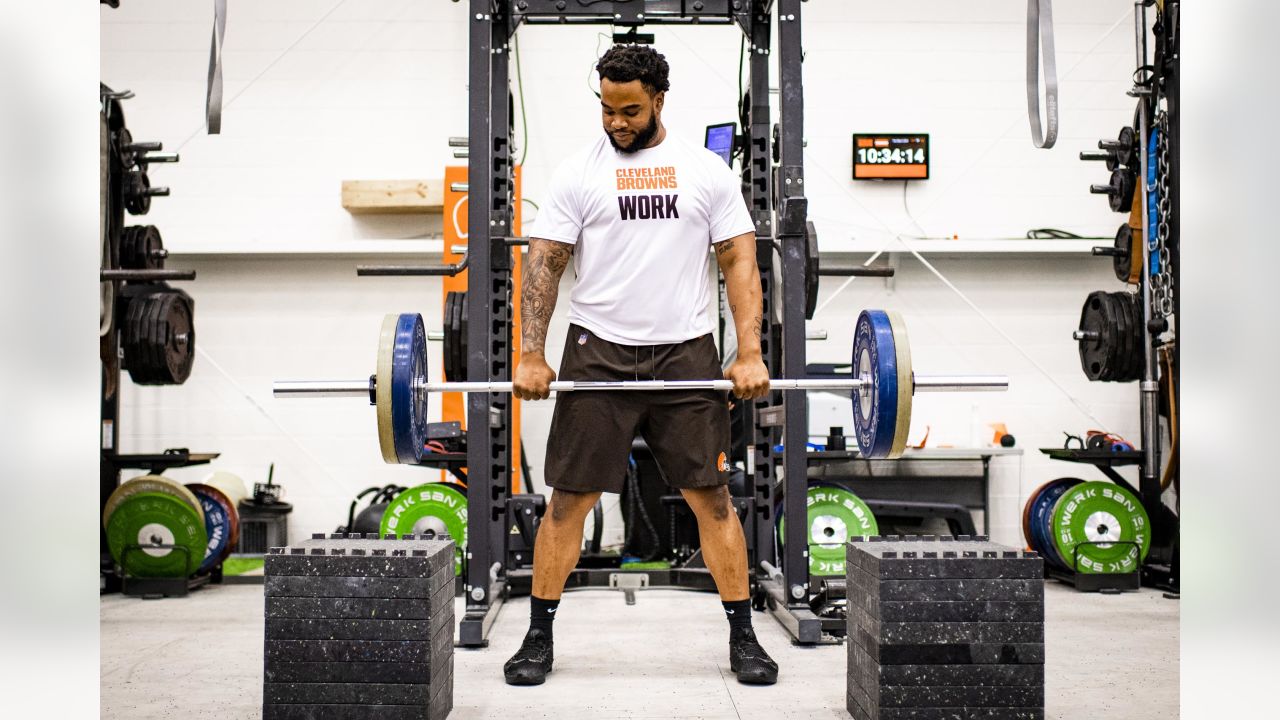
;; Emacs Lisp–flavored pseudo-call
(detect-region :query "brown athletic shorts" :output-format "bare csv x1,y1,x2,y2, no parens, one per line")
543,324,732,494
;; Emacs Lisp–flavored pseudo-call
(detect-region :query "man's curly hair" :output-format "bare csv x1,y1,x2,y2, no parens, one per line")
596,45,670,96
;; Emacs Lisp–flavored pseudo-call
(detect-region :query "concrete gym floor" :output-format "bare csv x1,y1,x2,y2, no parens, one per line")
101,582,1178,719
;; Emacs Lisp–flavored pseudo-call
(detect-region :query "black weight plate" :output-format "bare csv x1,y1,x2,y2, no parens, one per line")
447,291,462,383
848,573,1044,603
266,618,436,642
1099,291,1124,381
441,293,454,381
1121,292,1139,382
264,661,436,684
265,553,445,579
121,289,155,382
853,618,1044,645
1113,224,1132,282
869,685,1044,710
265,596,444,621
1076,292,1111,381
118,226,137,269
160,290,195,384
849,655,1044,687
124,169,151,215
805,220,819,319
1115,293,1132,382
139,291,170,385
120,225,164,269
265,639,433,664
455,292,465,381
853,633,1044,666
1107,168,1135,213
848,541,1041,580
854,601,1043,623
1104,293,1127,383
115,127,134,169
262,705,431,720
1126,292,1144,381
1111,292,1135,382
264,682,430,706
265,575,437,599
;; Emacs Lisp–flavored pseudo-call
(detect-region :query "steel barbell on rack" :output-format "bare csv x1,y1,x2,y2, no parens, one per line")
273,310,1008,464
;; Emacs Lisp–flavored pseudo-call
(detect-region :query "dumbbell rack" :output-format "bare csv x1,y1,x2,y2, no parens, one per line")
1059,0,1179,595
99,81,212,594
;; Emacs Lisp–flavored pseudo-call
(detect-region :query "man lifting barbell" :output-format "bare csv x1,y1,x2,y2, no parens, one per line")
505,45,780,686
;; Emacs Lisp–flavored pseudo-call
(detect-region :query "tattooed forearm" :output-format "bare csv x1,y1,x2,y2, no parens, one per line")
521,239,573,355
715,232,764,359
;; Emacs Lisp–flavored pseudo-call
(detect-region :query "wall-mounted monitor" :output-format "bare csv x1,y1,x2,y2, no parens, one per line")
705,122,736,167
852,134,929,180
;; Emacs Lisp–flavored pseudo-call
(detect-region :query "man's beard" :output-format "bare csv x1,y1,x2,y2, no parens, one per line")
608,114,659,154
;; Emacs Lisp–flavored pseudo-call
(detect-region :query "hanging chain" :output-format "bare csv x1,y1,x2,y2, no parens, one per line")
1152,110,1175,317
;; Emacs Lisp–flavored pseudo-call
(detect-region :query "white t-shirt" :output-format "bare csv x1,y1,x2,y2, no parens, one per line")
530,132,755,345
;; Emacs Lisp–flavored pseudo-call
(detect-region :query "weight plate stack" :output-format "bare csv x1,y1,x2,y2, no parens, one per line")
1023,478,1084,570
846,536,1045,720
186,483,240,572
103,475,207,578
852,310,904,459
1048,481,1149,574
1077,291,1144,383
119,225,165,270
123,169,152,215
120,286,196,386
379,483,469,576
263,535,455,720
777,484,878,577
374,313,431,464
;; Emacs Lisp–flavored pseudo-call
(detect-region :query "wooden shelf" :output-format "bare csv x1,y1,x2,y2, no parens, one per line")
341,179,444,215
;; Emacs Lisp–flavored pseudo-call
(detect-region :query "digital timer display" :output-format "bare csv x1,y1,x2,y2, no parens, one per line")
852,134,929,180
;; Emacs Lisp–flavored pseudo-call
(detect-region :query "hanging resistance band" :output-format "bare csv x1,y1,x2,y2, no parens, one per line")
1026,0,1059,148
206,0,227,134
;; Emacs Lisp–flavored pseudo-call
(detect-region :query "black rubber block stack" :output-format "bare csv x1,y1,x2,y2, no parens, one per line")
263,534,455,720
846,535,1045,720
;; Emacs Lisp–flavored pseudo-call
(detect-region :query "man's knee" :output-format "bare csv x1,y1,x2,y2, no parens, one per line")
547,489,597,524
686,485,734,522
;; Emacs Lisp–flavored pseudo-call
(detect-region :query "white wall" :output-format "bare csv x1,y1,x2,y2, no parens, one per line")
103,1,1146,548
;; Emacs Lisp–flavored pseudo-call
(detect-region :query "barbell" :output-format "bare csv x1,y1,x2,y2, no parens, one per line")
273,310,1007,464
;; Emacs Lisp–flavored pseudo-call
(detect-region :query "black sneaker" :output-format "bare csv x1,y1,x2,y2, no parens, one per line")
504,628,554,686
729,627,778,685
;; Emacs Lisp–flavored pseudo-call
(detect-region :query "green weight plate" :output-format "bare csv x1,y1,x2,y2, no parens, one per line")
1050,481,1150,574
380,482,468,575
885,310,913,459
778,484,878,577
375,314,398,464
104,474,205,529
106,492,207,577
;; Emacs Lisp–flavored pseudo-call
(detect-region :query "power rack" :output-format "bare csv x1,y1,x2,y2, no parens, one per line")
455,0,847,647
